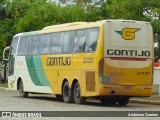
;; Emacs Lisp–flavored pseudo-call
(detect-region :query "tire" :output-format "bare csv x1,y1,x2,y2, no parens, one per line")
56,94,63,101
100,98,117,105
117,97,129,105
19,80,29,98
62,81,74,103
74,82,86,104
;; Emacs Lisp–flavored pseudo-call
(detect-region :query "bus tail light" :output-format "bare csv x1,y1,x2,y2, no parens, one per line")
98,58,104,75
98,58,110,84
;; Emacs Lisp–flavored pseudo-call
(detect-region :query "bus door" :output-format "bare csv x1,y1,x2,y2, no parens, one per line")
6,37,19,89
103,20,153,86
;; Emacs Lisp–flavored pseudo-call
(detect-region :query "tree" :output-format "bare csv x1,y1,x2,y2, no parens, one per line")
0,0,160,60
58,5,85,23
16,2,62,32
16,2,85,32
0,0,7,20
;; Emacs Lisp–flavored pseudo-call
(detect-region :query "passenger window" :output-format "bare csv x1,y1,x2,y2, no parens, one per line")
10,37,19,57
85,28,99,52
50,32,63,53
73,29,86,52
38,33,51,54
17,36,29,55
62,31,74,53
27,35,38,54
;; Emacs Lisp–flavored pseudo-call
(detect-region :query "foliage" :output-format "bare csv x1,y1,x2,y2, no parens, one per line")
0,0,159,60
16,3,85,32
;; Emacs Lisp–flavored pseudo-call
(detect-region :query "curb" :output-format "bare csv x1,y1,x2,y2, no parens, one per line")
0,87,9,91
0,87,16,91
129,99,160,105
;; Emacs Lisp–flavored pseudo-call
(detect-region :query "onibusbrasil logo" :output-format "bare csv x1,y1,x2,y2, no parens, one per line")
116,28,140,40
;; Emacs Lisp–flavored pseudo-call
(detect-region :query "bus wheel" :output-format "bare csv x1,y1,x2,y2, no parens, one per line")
74,82,86,104
19,80,29,98
62,81,74,103
100,98,117,105
56,94,63,101
117,97,129,105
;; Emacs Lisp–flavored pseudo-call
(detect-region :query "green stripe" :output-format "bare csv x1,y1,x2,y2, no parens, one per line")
25,56,50,86
33,56,50,86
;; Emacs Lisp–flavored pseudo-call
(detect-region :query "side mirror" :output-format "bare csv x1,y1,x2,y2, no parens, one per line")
3,46,11,61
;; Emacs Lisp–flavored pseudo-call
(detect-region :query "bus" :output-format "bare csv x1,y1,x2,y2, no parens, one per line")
3,20,153,105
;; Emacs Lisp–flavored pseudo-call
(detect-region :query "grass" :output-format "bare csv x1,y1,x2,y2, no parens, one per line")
0,82,8,88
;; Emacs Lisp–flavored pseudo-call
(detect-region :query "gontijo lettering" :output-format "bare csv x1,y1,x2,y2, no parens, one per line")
107,49,150,57
46,57,71,66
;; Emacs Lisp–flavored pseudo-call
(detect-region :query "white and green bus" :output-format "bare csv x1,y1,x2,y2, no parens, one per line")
3,20,153,105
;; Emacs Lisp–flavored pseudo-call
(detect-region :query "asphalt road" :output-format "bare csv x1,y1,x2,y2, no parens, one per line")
0,90,160,120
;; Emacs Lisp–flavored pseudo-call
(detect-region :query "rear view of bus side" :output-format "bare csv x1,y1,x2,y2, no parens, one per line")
3,20,153,105
100,20,153,105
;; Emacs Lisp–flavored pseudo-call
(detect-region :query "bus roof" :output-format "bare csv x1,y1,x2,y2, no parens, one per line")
105,19,150,24
43,22,88,30
12,20,151,38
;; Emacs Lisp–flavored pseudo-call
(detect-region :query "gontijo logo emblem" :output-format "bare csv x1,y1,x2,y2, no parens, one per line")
116,28,140,40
